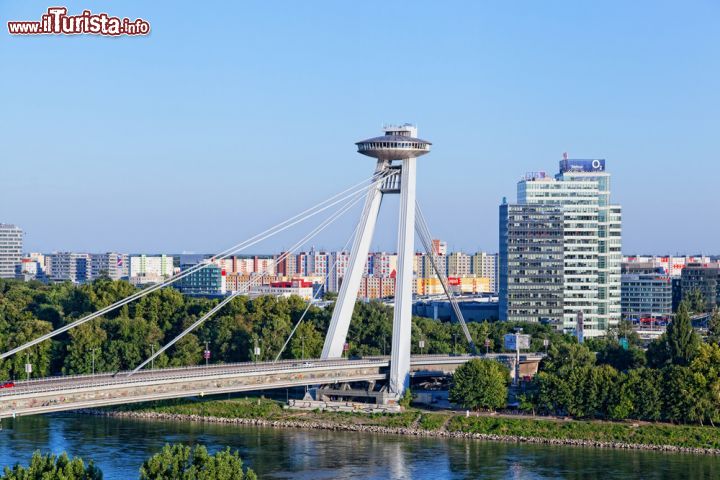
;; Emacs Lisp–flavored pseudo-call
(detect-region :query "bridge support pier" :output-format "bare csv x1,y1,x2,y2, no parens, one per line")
320,125,430,402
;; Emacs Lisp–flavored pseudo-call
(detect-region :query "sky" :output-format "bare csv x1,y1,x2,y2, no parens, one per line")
1,1,718,255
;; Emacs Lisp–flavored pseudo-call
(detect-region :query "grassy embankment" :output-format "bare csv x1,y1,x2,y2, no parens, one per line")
106,397,720,450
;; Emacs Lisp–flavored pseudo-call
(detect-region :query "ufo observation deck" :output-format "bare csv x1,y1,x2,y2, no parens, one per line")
356,130,431,161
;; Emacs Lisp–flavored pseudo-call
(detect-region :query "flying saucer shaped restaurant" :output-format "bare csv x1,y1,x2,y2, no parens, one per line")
356,125,431,161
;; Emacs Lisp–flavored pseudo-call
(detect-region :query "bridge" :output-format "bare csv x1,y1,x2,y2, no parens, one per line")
0,354,544,418
0,125,515,416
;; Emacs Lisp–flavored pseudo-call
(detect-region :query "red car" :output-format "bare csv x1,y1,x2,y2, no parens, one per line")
0,382,15,389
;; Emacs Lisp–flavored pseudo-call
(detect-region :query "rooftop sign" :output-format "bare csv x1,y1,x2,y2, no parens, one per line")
559,159,605,173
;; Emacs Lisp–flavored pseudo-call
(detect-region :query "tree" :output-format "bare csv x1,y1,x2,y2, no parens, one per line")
707,308,720,345
666,301,700,366
288,321,323,359
662,365,701,423
139,444,256,480
541,342,594,376
1,451,102,480
685,288,707,314
449,358,509,411
623,368,662,421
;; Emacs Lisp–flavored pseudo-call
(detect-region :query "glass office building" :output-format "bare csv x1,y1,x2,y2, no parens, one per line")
499,202,565,324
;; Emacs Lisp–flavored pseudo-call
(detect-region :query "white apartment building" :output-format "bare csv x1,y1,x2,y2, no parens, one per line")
447,252,472,277
46,252,90,283
517,159,622,336
328,251,350,292
129,255,174,284
89,252,128,281
472,252,498,292
0,224,23,279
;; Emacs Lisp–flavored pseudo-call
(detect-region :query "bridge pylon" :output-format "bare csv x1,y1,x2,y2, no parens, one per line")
320,124,431,400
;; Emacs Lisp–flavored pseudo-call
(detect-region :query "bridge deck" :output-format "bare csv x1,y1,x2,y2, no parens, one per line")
0,354,543,418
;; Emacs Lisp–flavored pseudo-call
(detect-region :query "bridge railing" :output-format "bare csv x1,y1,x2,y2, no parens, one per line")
0,358,394,398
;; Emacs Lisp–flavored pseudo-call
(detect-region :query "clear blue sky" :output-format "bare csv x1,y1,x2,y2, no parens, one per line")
1,1,718,255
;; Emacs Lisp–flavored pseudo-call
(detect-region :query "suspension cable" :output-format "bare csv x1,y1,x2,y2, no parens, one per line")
0,170,394,362
273,222,360,362
415,202,476,353
127,187,367,375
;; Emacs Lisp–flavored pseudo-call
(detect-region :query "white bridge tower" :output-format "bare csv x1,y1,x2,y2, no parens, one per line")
321,124,431,400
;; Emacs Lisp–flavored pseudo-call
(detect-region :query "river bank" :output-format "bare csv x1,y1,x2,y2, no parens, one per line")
82,398,720,455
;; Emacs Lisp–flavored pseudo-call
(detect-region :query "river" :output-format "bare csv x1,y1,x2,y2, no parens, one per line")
1,414,719,479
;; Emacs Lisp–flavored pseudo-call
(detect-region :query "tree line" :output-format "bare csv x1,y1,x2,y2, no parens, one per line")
1,444,256,480
0,278,557,379
450,301,720,426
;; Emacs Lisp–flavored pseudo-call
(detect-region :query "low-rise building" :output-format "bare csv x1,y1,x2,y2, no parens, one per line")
681,262,720,311
251,279,314,300
175,263,226,296
621,263,672,319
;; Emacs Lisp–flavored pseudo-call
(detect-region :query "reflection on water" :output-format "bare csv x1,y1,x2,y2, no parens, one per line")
1,414,719,479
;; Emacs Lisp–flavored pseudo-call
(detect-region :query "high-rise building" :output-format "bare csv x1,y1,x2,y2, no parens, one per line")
499,203,565,324
47,252,89,283
471,252,498,292
447,252,472,277
431,239,447,256
128,254,174,284
328,251,350,292
0,224,23,279
89,252,128,281
502,157,622,336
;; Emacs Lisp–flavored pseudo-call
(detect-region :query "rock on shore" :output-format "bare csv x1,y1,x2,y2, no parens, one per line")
77,409,720,456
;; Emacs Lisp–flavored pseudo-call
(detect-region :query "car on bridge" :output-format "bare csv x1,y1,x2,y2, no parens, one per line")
0,382,14,389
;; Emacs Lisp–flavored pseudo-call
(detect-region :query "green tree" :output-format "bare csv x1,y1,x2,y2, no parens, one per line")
666,301,700,366
685,288,707,314
623,367,662,421
1,451,102,480
449,358,509,411
541,342,594,376
139,444,255,480
662,365,701,423
289,321,323,359
707,308,720,345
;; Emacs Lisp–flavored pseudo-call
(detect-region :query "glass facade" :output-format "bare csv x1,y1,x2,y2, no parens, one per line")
499,203,565,324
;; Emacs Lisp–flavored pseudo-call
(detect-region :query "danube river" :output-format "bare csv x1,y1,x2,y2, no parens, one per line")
1,414,719,479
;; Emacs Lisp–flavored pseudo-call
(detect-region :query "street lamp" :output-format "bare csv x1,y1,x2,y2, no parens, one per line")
149,344,156,370
91,348,99,375
299,335,305,360
453,333,458,355
25,353,32,381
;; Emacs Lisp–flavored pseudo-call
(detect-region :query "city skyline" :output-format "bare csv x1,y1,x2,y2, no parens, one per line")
2,1,719,254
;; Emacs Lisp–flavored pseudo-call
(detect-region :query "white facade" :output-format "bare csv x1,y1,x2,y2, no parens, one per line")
46,252,89,283
623,255,711,277
129,255,174,283
518,161,622,336
0,224,23,279
472,252,498,292
89,252,128,281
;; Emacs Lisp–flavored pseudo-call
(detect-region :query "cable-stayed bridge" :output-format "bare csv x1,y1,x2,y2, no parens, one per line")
0,354,545,418
1,125,505,417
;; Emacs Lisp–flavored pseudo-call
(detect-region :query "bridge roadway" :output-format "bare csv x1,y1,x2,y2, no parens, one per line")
0,354,543,418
